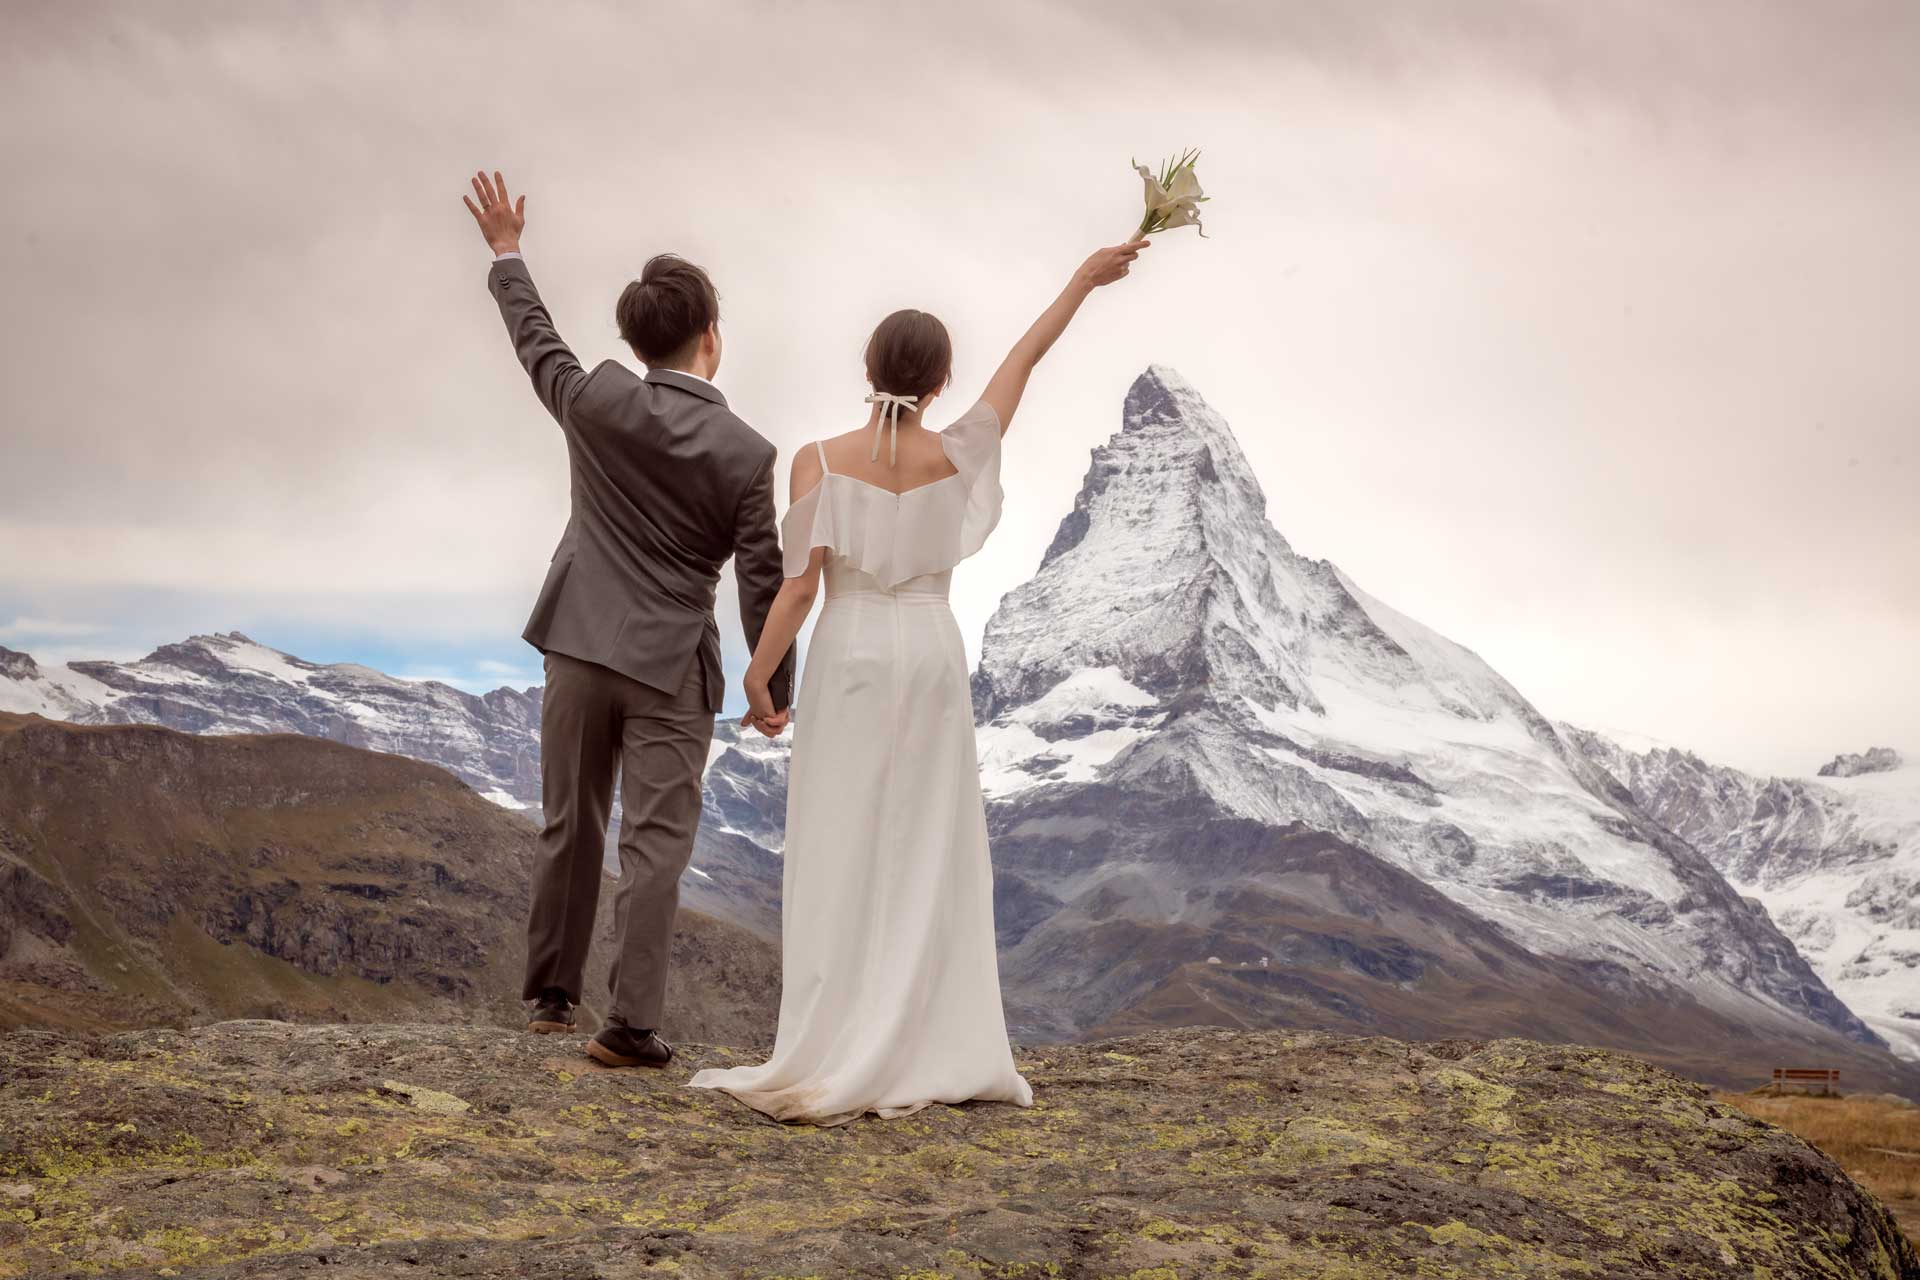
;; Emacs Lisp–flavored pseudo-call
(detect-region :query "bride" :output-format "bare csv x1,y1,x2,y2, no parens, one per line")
685,237,1148,1125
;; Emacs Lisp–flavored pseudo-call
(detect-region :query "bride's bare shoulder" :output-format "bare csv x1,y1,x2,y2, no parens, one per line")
788,438,829,500
813,428,883,475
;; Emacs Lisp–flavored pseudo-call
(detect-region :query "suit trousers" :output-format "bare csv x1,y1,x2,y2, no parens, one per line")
522,649,714,1030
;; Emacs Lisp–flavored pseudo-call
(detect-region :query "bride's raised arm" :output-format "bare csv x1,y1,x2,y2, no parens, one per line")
978,239,1148,436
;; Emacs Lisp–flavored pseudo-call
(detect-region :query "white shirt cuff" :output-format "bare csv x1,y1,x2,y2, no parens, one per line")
494,250,523,262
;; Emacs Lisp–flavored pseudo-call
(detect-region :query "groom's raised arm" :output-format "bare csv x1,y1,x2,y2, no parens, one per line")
465,169,586,425
732,452,797,712
487,255,587,426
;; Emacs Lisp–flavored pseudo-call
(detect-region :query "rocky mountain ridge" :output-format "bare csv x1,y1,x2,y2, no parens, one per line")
0,712,778,1044
0,633,544,812
0,635,781,889
1560,726,1920,1060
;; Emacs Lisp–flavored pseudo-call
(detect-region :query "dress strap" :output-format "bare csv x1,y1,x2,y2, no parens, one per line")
814,440,830,474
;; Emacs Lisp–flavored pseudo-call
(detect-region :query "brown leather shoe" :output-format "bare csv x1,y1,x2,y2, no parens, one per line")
586,1025,673,1069
527,988,576,1035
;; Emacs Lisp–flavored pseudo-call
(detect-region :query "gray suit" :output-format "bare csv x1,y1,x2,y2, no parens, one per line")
487,253,794,1030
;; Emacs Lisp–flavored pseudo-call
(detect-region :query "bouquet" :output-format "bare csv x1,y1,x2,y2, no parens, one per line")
1132,148,1210,238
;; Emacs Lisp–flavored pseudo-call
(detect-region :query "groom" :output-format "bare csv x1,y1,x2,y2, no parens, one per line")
464,170,794,1068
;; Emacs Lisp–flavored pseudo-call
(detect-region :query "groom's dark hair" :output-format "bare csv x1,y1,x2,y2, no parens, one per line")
617,254,720,368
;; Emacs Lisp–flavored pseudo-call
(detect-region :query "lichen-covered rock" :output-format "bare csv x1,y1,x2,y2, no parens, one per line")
0,1023,1913,1278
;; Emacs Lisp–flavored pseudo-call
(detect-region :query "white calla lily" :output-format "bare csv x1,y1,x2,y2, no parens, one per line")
1160,203,1206,236
1136,163,1170,207
1130,148,1212,239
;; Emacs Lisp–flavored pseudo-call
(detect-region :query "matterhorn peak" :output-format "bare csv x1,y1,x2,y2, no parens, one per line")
978,367,1528,729
968,367,1874,1050
977,367,1322,722
1122,362,1204,423
1109,366,1275,529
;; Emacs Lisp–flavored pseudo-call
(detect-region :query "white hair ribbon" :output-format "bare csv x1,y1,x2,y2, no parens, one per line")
864,391,918,466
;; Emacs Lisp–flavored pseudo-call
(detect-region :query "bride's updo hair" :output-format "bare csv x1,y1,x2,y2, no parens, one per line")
864,309,951,406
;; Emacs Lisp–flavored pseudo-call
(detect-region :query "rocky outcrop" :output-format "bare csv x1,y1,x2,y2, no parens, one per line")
0,1021,1912,1278
1824,747,1906,778
0,648,39,683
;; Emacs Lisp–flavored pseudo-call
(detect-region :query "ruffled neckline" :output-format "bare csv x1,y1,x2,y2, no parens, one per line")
818,470,963,500
778,398,1003,587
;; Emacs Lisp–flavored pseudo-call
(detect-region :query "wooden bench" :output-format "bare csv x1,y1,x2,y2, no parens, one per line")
1767,1067,1841,1097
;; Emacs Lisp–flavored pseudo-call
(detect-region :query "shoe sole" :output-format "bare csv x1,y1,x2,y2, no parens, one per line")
527,1021,575,1035
585,1038,671,1069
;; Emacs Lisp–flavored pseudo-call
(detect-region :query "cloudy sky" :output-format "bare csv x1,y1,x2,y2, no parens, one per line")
3,0,1915,776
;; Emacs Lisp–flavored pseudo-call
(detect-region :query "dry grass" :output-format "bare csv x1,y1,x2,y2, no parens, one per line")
1717,1089,1920,1244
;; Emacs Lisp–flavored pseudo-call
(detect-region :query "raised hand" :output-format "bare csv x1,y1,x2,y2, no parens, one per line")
462,169,526,255
1075,239,1149,289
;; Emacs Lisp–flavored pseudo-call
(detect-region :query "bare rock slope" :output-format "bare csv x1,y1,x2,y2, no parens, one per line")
0,713,777,1046
0,1021,1913,1278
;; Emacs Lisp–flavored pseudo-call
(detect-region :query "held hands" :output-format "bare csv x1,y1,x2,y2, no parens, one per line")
741,678,790,739
462,169,526,255
1075,240,1149,290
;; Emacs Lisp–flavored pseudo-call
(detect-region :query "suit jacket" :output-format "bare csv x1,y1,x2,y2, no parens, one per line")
487,255,794,714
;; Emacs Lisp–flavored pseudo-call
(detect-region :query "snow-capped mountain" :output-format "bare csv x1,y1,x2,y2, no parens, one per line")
682,720,792,938
0,634,542,811
1560,730,1920,1060
968,365,1879,1063
7,366,1913,1090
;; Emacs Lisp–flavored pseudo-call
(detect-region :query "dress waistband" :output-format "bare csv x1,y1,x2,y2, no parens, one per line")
822,560,953,602
823,589,951,606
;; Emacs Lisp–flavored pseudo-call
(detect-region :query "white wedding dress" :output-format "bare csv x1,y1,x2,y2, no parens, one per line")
686,397,1034,1125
